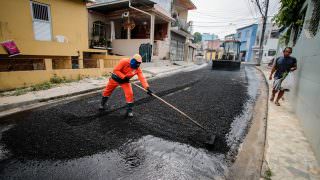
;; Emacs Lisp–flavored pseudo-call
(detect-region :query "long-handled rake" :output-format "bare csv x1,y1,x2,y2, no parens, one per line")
132,83,215,146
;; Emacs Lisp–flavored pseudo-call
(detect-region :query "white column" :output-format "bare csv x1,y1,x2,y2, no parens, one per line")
167,22,171,41
127,27,131,39
150,14,155,46
110,21,115,41
150,14,155,58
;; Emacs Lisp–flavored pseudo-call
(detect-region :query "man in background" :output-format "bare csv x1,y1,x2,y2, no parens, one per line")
269,47,297,106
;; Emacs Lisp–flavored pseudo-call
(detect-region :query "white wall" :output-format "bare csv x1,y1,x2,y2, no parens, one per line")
261,38,279,63
112,39,151,56
284,0,320,163
154,39,170,60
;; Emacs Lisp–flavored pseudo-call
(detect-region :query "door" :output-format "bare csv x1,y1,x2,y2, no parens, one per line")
170,40,185,61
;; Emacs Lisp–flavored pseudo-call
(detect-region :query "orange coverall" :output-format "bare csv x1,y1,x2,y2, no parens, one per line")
102,58,149,103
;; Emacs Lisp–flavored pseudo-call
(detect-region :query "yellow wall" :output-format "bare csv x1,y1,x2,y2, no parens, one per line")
0,0,89,56
0,68,113,90
206,52,211,61
0,55,125,90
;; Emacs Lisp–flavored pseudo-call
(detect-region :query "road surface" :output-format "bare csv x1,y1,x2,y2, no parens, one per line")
0,64,260,179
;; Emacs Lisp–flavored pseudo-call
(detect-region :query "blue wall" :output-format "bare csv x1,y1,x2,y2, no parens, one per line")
236,24,258,61
202,33,218,41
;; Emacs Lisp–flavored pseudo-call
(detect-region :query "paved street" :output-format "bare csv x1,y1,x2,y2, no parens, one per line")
0,64,260,179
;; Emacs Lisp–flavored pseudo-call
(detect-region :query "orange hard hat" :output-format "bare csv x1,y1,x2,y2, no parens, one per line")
133,54,142,63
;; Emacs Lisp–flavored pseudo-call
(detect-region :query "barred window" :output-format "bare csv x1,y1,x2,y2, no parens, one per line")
293,8,307,46
308,0,320,37
30,1,52,41
32,2,49,21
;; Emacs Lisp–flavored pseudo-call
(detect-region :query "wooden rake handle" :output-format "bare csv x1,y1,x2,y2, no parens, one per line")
132,83,206,130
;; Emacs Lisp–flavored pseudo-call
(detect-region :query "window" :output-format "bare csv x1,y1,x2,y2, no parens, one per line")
270,30,279,38
30,1,52,41
238,32,241,38
308,0,320,37
268,50,276,56
93,21,106,37
293,8,307,45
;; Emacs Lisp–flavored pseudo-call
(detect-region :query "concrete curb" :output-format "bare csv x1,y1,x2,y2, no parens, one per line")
227,66,269,179
0,64,202,117
254,66,271,178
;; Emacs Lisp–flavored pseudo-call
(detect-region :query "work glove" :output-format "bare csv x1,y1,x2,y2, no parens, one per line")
146,88,153,95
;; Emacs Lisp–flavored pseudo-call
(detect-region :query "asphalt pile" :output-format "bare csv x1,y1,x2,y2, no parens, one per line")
0,65,249,160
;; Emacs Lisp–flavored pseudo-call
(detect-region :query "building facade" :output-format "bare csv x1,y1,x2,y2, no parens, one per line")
277,0,320,163
88,0,196,62
0,0,124,90
252,21,280,64
87,0,173,62
236,24,258,62
203,39,223,61
170,0,196,62
202,33,218,41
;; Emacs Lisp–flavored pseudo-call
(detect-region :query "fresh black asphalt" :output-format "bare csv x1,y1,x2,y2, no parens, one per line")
0,64,256,179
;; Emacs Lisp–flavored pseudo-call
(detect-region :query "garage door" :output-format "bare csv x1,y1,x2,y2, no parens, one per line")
170,40,184,61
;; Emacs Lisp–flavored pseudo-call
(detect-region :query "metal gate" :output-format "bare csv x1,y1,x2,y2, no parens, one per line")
170,40,184,61
139,43,152,62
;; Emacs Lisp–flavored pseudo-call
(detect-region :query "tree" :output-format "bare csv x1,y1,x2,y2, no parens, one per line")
193,32,202,43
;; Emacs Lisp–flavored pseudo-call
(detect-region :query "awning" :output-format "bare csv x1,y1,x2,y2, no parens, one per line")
87,0,155,13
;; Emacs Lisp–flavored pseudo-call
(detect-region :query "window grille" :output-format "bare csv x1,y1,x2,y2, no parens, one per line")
308,0,320,37
32,2,49,21
293,8,307,45
30,1,52,41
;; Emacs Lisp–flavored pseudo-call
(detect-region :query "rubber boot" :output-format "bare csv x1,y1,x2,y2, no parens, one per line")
99,96,109,110
126,103,134,117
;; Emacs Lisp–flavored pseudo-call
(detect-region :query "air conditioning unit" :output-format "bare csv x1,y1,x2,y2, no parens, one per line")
122,12,129,17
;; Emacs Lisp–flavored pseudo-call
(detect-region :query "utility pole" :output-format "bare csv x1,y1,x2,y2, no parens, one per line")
254,0,269,66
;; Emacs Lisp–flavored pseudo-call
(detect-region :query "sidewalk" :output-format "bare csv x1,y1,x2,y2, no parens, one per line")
257,65,320,180
0,61,204,116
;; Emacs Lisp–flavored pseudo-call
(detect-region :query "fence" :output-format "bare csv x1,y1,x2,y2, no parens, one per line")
0,55,124,90
0,58,45,72
83,58,100,68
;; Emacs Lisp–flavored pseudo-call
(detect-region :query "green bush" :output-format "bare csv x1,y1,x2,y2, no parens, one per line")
12,88,29,96
50,74,64,84
31,82,52,91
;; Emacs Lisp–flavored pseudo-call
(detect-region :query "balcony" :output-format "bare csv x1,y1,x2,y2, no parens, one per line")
171,18,191,34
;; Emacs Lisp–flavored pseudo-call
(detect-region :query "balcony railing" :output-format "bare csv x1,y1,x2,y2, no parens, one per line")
172,18,191,33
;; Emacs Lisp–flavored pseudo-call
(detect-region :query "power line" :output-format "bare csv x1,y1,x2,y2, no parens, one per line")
192,18,258,24
190,11,256,20
244,0,256,19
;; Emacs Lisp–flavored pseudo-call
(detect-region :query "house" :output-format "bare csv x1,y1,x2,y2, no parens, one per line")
276,0,320,163
0,0,124,90
170,0,197,62
87,0,175,62
252,21,280,64
203,39,223,61
236,24,258,62
87,0,196,63
202,33,218,41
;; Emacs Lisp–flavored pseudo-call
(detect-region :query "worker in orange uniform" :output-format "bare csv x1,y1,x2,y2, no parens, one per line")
99,54,153,117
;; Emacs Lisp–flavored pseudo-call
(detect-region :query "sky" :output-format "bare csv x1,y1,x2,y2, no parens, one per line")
188,0,281,39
